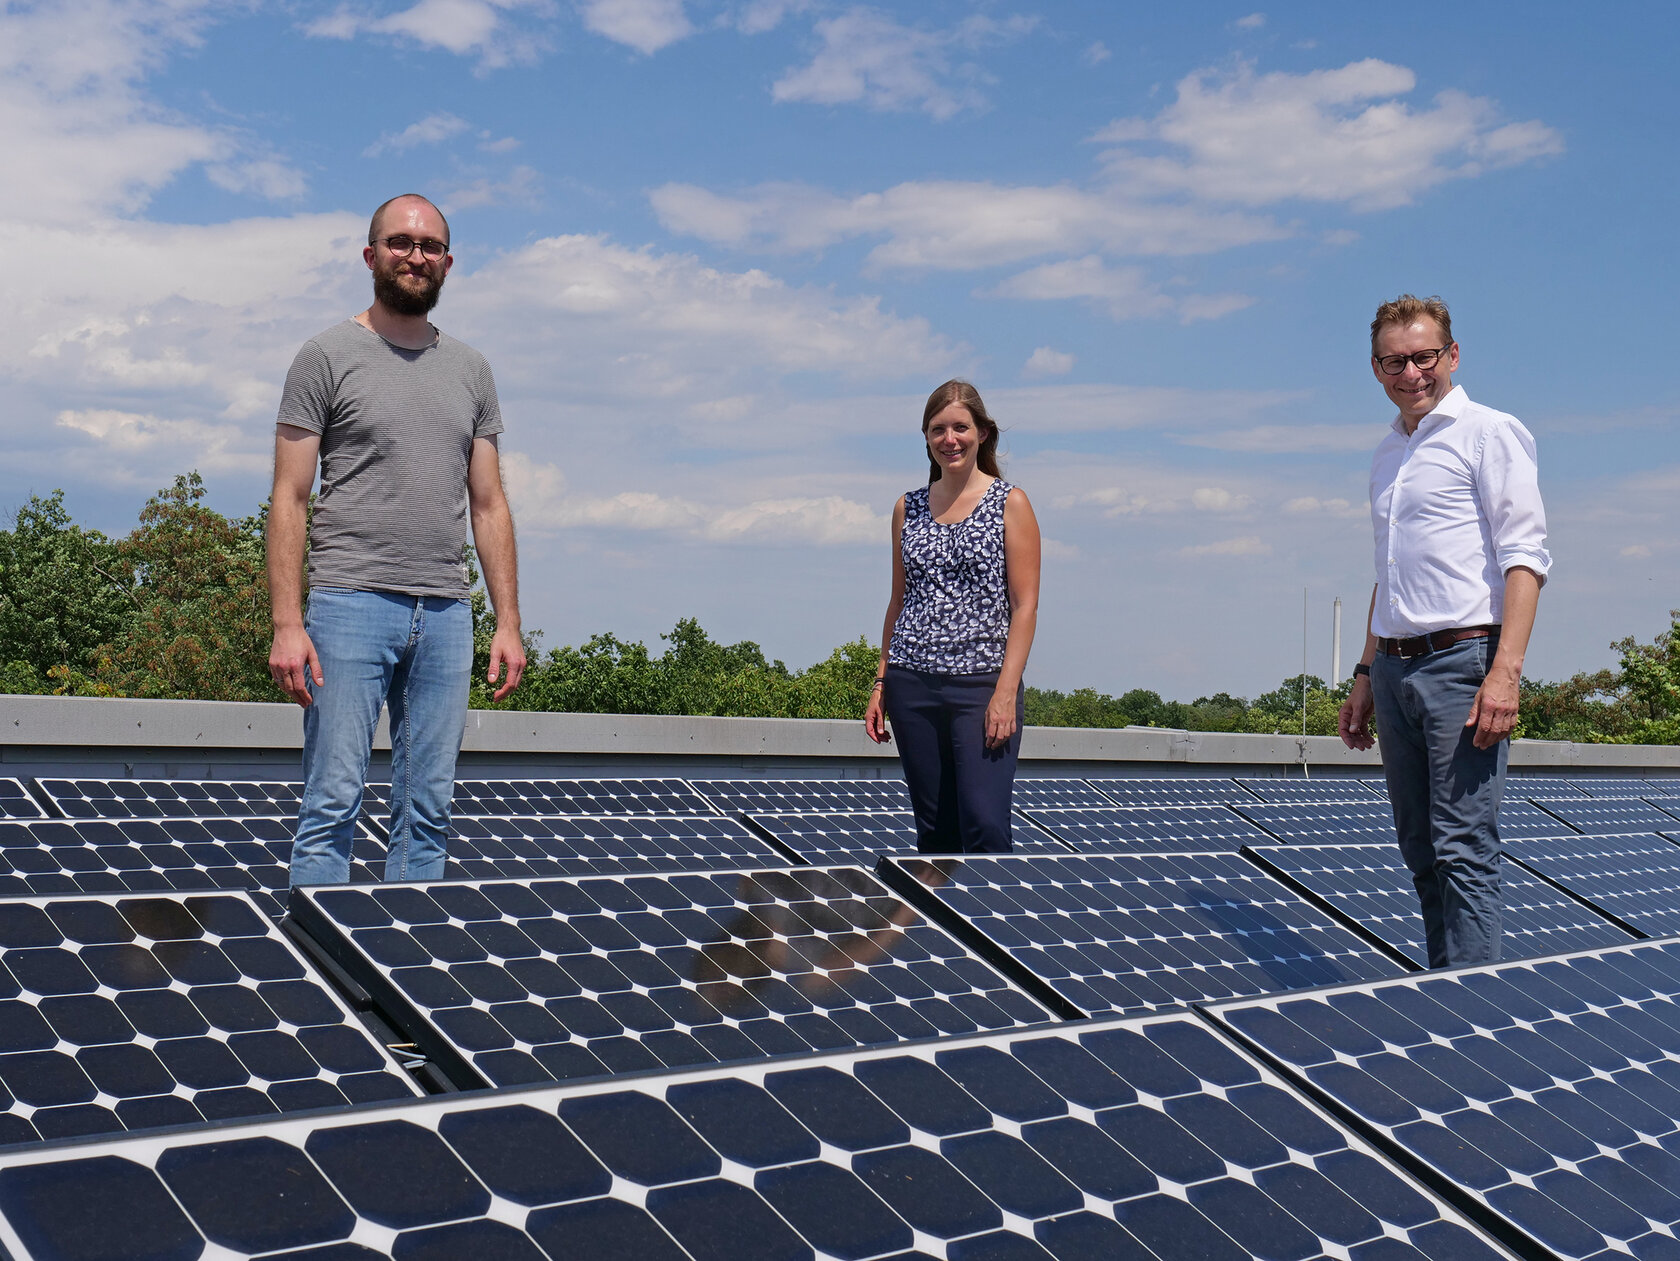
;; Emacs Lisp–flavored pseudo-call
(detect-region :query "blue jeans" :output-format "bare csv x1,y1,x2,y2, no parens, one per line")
290,589,472,887
1372,635,1506,968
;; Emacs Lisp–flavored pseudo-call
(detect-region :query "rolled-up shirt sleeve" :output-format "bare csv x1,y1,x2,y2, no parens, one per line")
1475,418,1552,581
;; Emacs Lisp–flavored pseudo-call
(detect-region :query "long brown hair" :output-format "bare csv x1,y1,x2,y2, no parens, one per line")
922,379,1001,484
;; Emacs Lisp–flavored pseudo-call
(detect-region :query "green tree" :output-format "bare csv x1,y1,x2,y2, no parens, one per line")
0,490,137,686
1611,611,1680,743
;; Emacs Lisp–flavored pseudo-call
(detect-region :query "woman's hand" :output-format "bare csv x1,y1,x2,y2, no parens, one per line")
984,687,1018,749
864,686,892,744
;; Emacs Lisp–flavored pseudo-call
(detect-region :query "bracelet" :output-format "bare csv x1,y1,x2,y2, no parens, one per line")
870,678,885,691
1352,662,1371,678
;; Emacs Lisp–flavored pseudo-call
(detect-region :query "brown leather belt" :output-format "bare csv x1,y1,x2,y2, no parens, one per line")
1377,625,1498,659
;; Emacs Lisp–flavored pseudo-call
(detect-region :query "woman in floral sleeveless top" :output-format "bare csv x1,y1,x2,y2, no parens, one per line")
863,380,1041,852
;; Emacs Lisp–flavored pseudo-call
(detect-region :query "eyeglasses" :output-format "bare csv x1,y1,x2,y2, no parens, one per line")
1374,345,1452,375
373,235,449,261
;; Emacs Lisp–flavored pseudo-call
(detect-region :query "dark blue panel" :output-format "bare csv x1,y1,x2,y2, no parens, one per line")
746,810,1066,868
692,779,911,815
1235,778,1386,804
1085,778,1256,807
445,814,784,878
1531,798,1680,834
32,779,304,820
447,778,716,817
1026,805,1272,851
1507,833,1680,935
0,781,43,821
1232,801,1397,845
1567,778,1669,798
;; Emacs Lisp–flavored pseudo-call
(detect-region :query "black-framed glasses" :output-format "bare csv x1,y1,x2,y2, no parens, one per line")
1374,345,1451,375
374,235,449,261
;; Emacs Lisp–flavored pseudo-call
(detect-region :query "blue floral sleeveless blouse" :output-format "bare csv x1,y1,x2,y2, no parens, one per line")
888,478,1013,674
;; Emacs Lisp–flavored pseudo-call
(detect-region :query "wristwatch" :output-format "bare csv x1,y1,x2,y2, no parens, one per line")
1352,662,1371,678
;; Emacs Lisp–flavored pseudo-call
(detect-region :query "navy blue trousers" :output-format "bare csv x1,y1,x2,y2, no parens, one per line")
884,665,1022,853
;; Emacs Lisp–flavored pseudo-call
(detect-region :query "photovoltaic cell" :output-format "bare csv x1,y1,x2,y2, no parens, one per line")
0,891,417,1150
1528,796,1680,834
1642,796,1680,822
0,781,44,820
450,778,716,816
745,809,1066,867
690,778,910,815
1232,800,1397,845
446,814,785,879
289,866,1051,1089
1208,940,1680,1261
0,817,385,920
1235,777,1385,804
0,1011,1517,1261
30,778,304,819
1087,777,1258,806
1250,843,1635,968
1026,804,1275,852
1009,779,1125,811
1499,797,1581,839
881,851,1403,1019
1503,774,1588,797
1566,776,1669,797
1507,833,1680,936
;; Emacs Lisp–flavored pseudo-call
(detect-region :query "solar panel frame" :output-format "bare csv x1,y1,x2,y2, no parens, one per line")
0,890,420,1151
1506,832,1680,938
1235,777,1387,804
1083,776,1261,806
879,850,1406,1021
0,1009,1523,1261
1248,842,1637,968
288,865,1055,1090
1206,939,1680,1261
1232,799,1398,845
689,778,911,815
1025,803,1276,851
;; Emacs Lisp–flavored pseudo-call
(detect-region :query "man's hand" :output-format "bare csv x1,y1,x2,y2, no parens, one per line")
1338,676,1376,750
1465,666,1520,749
270,626,323,708
485,624,526,702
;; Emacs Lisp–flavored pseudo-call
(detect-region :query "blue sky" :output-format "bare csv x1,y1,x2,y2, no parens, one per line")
4,0,1677,699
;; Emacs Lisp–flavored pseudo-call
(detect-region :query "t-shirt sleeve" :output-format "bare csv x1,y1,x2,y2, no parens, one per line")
473,355,505,439
275,340,334,435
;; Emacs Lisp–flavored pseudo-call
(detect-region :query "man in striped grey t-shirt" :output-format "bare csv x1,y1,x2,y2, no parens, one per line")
267,193,525,888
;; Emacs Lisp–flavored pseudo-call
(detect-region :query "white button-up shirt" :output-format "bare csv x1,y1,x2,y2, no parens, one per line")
1369,385,1551,638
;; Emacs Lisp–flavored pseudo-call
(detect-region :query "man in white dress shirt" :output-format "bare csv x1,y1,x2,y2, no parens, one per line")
1338,294,1550,968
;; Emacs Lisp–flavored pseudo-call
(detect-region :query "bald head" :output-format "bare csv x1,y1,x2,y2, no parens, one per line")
369,194,450,248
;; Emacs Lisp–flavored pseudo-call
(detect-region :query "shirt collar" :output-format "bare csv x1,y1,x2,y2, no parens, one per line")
1389,383,1468,438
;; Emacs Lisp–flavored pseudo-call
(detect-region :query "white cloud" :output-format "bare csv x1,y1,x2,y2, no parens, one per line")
206,158,309,200
364,112,471,157
1233,12,1265,29
772,8,1036,120
727,0,812,35
1180,424,1378,453
650,179,1285,269
303,0,550,67
1181,535,1270,557
1191,487,1251,512
440,165,543,210
54,408,269,478
987,255,1253,323
1282,496,1356,515
577,0,693,54
1094,59,1564,210
1081,41,1110,66
1622,544,1652,558
1023,347,1073,378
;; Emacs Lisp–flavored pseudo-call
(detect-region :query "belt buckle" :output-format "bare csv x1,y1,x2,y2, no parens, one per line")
1396,636,1428,660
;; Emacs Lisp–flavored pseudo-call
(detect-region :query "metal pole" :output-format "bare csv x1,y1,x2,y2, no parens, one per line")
1332,596,1343,683
1302,587,1309,739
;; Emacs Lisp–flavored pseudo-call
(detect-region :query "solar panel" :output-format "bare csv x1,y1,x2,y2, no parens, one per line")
745,809,1066,867
1503,774,1588,797
1235,777,1384,804
0,818,385,920
0,890,418,1149
1643,796,1680,822
1208,939,1680,1261
1250,843,1636,968
881,851,1403,1019
30,778,305,820
1528,796,1680,834
1086,777,1257,806
1566,776,1669,797
450,778,716,816
446,814,785,878
0,780,44,820
288,866,1052,1089
1507,833,1680,937
1233,800,1397,845
0,1010,1517,1261
1645,777,1680,794
1499,797,1580,838
1009,779,1125,810
1026,804,1275,851
690,778,910,815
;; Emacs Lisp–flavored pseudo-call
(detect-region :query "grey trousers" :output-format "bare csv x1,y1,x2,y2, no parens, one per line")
1372,635,1507,968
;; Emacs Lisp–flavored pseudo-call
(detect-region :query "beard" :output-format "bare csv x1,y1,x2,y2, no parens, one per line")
373,264,445,316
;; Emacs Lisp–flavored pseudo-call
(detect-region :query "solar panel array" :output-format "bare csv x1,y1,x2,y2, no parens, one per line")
1531,795,1680,834
1565,775,1670,797
2,765,1673,1259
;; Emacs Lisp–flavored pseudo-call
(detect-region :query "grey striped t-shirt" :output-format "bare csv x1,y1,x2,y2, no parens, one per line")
276,319,504,599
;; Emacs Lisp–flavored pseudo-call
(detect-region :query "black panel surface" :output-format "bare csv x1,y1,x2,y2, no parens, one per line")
1086,777,1257,806
884,851,1403,1019
0,781,43,821
1233,800,1397,845
1027,804,1274,851
691,778,910,815
1507,833,1680,936
0,817,384,919
1235,777,1385,804
1251,843,1636,967
451,778,716,816
447,814,784,878
0,891,417,1149
1210,940,1680,1261
0,1012,1516,1261
746,809,1066,867
31,779,303,819
291,867,1051,1089
1530,796,1680,834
